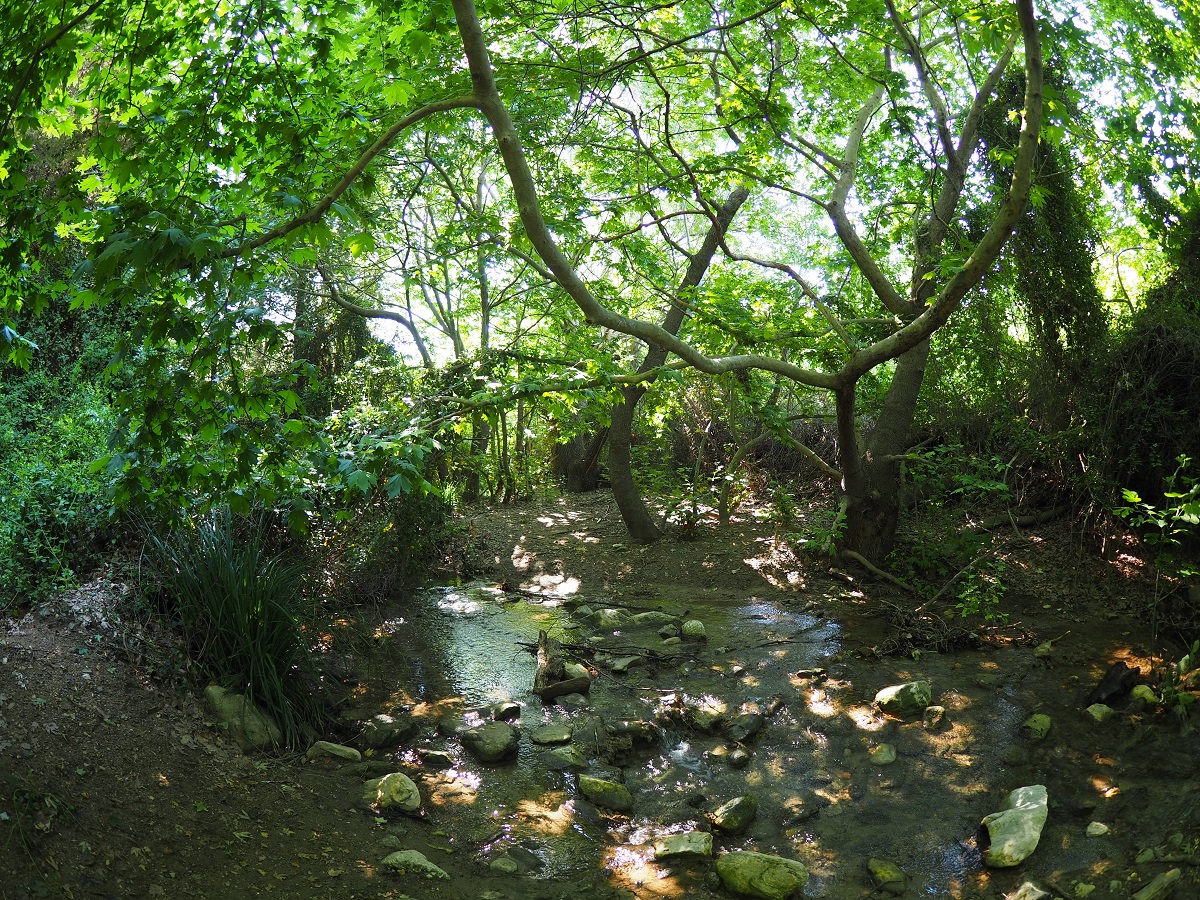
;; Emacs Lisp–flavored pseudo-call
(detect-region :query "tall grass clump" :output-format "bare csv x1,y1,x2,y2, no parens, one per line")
151,511,328,748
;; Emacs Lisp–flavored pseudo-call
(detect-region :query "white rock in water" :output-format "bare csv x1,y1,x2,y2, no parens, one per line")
1086,821,1110,837
982,785,1048,867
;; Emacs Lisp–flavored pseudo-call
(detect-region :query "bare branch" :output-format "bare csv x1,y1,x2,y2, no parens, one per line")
826,83,911,316
885,0,958,172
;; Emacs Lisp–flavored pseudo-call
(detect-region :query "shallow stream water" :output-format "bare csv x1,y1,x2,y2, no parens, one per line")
349,581,1199,899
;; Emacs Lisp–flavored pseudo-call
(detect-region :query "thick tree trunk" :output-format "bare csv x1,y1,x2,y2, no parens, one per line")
551,426,608,492
607,186,749,542
838,339,931,561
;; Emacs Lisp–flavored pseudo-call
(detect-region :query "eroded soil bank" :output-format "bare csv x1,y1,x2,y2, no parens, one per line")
3,494,1197,899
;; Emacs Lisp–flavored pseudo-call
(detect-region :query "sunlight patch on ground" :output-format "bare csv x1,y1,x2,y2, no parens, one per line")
846,704,886,731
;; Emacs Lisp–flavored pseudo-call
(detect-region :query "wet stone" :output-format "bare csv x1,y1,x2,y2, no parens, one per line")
556,692,590,709
728,748,751,769
539,744,588,771
489,856,520,874
419,749,454,770
715,851,808,900
922,705,947,729
633,610,676,626
681,619,707,640
874,681,931,718
530,724,572,745
1020,713,1052,741
461,721,519,763
492,700,521,721
610,656,644,673
609,719,658,743
362,772,421,813
867,858,907,896
578,774,634,812
870,743,897,765
653,831,714,860
1085,703,1115,723
725,713,765,743
360,712,419,749
710,794,758,834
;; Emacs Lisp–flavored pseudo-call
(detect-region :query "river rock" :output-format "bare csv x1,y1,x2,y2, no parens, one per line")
923,705,947,729
610,656,644,673
381,849,449,879
492,700,521,721
682,619,707,640
578,774,634,812
1131,868,1181,900
715,850,809,899
596,608,628,627
361,712,420,749
540,744,588,770
981,784,1048,867
632,610,676,626
564,662,591,681
711,794,758,834
489,855,520,874
461,722,519,762
870,743,897,765
530,723,572,745
867,858,906,895
1129,684,1158,708
419,749,454,770
306,740,361,762
1085,703,1115,723
874,681,932,717
725,713,765,743
609,720,659,743
729,748,751,768
653,831,713,859
1005,883,1052,900
1020,714,1052,741
362,772,421,812
204,685,283,751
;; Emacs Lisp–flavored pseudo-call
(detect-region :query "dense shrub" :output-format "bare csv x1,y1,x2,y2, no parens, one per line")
0,380,116,612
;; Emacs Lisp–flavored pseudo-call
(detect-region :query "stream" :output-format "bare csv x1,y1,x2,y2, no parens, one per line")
340,581,1200,899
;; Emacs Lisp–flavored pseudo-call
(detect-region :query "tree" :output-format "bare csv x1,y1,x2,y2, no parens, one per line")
451,0,1044,560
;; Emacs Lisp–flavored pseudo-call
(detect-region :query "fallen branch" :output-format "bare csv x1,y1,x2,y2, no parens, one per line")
973,506,1067,532
840,550,917,593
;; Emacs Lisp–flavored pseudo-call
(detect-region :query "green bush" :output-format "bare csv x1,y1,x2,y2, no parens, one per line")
0,380,116,613
150,511,329,747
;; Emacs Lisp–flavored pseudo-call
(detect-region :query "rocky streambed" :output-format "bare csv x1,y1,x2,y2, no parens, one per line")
236,581,1199,899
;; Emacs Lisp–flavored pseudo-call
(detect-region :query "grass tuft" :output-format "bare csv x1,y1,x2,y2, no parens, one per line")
150,510,328,748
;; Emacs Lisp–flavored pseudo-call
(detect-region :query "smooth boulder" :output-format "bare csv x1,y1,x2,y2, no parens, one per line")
653,831,713,859
578,774,633,812
461,722,519,763
981,784,1049,867
204,685,282,751
874,681,932,717
715,851,809,900
362,772,421,812
381,849,448,879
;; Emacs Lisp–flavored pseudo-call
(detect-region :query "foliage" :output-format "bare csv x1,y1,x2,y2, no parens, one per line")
1154,638,1200,726
149,511,330,748
1115,455,1200,580
0,376,116,613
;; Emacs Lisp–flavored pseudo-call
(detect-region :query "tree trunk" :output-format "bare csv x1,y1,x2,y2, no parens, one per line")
607,185,749,542
838,339,931,561
551,426,608,492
